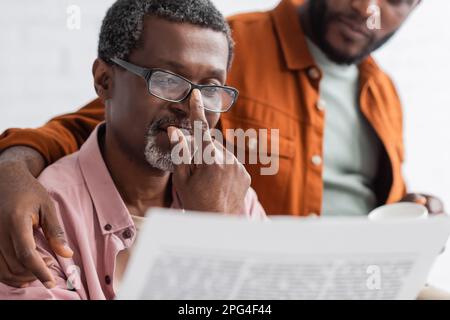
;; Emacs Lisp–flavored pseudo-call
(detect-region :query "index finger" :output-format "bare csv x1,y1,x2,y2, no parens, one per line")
189,89,212,143
10,216,55,288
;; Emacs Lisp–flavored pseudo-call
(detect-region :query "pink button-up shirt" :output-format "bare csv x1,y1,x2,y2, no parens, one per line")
0,124,266,300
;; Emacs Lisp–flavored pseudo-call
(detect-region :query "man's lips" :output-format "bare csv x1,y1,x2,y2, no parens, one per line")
337,17,371,40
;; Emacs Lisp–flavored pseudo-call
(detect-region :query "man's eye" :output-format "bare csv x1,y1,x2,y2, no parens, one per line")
202,87,220,97
156,78,177,85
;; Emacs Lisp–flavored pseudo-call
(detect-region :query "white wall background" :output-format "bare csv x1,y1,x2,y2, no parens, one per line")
1,0,450,291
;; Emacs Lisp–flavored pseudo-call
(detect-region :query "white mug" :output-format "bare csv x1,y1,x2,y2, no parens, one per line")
368,202,429,221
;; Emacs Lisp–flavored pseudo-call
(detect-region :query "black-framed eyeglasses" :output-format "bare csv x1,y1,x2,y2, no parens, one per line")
111,58,239,113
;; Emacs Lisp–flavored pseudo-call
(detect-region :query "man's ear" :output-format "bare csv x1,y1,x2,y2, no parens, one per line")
92,58,113,101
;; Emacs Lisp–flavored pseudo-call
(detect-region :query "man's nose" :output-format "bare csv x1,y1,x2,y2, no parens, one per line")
167,99,190,118
350,0,376,20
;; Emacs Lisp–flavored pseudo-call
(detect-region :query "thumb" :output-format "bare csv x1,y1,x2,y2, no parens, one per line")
415,197,427,206
411,194,427,206
40,202,73,258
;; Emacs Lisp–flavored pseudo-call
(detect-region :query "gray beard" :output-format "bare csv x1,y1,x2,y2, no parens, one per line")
144,127,174,172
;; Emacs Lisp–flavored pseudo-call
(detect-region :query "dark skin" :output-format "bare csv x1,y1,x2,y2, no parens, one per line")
0,1,444,288
96,17,224,216
0,149,71,288
0,16,250,288
300,0,422,65
96,17,249,217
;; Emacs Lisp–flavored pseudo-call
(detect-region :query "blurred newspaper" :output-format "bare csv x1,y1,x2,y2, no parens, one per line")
118,209,450,300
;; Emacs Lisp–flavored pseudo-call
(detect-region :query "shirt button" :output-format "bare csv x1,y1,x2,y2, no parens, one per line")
308,67,321,80
311,155,322,166
122,229,132,239
104,224,112,231
316,99,326,111
105,275,111,285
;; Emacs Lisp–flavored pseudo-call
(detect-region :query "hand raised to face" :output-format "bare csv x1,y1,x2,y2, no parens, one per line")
167,89,251,214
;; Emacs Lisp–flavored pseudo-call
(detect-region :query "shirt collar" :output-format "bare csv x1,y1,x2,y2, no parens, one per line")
271,0,315,71
359,56,383,84
78,124,132,235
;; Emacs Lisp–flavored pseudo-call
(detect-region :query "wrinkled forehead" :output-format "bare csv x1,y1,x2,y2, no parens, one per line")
129,16,229,81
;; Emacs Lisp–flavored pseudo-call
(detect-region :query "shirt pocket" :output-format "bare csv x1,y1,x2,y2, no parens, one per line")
219,110,296,212
220,112,296,161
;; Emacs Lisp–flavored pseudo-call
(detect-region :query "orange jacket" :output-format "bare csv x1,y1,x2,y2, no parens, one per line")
0,0,406,215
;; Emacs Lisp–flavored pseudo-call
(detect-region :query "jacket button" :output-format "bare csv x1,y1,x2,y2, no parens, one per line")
105,275,111,285
104,224,112,231
312,155,322,166
316,99,326,111
122,229,132,239
308,67,321,80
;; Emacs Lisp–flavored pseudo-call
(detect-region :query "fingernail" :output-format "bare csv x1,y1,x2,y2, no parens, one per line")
415,196,427,205
44,281,55,289
64,245,74,256
167,127,178,144
192,89,201,99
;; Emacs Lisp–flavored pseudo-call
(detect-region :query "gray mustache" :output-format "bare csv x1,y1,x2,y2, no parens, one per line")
147,117,192,135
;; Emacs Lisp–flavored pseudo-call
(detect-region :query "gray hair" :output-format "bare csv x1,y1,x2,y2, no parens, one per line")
98,0,234,68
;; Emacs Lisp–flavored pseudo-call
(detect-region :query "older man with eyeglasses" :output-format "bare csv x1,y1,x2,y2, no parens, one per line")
0,0,265,299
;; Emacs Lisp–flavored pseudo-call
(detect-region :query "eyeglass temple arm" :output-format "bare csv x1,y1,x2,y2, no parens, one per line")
111,58,148,78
